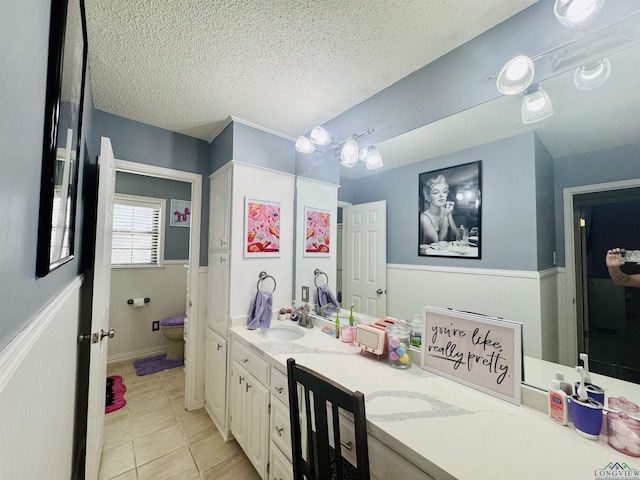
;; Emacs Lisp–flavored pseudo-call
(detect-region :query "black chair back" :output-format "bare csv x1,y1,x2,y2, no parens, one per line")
287,358,370,480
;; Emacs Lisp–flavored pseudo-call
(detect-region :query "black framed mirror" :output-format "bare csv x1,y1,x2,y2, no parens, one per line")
36,0,88,277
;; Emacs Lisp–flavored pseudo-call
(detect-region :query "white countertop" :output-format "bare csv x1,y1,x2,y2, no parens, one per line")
229,321,637,480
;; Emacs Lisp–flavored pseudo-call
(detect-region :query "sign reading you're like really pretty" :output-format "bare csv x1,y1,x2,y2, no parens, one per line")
421,306,523,405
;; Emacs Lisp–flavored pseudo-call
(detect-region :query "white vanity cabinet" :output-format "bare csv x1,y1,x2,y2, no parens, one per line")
204,327,227,434
230,337,271,479
334,414,434,480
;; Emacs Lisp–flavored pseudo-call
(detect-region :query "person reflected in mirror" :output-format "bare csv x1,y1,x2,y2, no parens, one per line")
606,248,640,288
420,174,458,244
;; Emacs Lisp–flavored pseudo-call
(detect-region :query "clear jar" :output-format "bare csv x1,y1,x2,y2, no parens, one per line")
386,323,412,369
406,314,422,348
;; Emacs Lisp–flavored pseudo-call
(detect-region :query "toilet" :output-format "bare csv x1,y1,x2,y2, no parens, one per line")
160,315,186,360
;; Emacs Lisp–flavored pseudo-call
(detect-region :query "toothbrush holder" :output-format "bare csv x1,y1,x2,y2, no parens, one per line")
570,395,604,440
574,382,605,404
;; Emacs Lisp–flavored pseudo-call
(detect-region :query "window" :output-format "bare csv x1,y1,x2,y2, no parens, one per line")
111,194,165,266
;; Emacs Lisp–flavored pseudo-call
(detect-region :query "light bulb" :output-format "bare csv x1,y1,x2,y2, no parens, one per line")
496,55,535,95
295,136,316,154
364,146,383,170
309,126,332,146
340,138,359,167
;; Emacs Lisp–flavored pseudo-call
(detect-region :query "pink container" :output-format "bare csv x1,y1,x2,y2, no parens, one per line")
607,411,640,457
609,397,640,415
341,325,354,344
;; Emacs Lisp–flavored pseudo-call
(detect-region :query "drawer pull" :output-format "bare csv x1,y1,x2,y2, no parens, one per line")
241,358,249,363
340,440,353,451
274,425,284,436
217,343,222,350
274,386,284,394
245,383,252,392
239,376,244,384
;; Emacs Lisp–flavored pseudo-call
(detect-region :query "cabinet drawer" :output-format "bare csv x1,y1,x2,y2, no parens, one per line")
270,397,292,462
271,367,289,407
269,440,293,480
232,339,270,385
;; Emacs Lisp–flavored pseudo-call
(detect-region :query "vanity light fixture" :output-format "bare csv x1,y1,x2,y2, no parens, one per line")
521,84,554,124
554,0,605,29
574,57,611,90
496,55,535,95
295,126,382,169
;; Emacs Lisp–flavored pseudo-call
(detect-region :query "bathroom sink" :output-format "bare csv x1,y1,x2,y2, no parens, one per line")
258,327,305,341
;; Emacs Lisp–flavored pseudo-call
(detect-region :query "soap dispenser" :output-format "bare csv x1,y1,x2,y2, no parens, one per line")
548,379,569,425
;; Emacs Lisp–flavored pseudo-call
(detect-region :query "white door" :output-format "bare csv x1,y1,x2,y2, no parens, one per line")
85,137,116,479
344,201,387,317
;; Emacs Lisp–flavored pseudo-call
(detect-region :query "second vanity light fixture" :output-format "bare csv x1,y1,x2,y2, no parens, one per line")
495,0,611,124
295,126,383,170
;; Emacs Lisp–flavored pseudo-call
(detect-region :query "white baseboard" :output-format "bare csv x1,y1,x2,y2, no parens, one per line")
107,345,168,364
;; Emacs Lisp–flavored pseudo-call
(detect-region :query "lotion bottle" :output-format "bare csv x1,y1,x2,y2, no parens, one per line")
548,379,569,425
555,371,573,396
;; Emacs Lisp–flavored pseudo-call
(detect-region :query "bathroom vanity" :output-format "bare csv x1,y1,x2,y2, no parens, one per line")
228,321,635,480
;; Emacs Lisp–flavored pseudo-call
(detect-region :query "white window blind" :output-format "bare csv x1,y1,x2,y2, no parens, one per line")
111,194,165,266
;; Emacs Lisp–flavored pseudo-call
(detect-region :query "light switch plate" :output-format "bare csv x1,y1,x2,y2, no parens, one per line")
302,286,309,302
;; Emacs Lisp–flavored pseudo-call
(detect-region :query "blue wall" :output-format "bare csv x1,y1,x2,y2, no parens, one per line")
554,141,640,265
352,133,542,270
115,172,192,260
231,122,295,174
0,0,94,352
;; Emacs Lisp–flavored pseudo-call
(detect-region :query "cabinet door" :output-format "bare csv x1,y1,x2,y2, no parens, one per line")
209,166,231,251
204,328,227,432
229,361,248,448
207,252,229,334
243,372,270,479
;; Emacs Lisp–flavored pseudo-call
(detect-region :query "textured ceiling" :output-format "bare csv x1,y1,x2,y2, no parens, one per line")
85,0,536,142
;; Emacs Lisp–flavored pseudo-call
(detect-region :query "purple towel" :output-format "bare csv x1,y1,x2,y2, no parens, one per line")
317,283,339,314
247,290,273,329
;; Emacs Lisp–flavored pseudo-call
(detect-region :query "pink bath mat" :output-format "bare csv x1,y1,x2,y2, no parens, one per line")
105,375,126,414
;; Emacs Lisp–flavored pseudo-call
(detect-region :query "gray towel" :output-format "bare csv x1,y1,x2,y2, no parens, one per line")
317,283,339,315
247,290,272,329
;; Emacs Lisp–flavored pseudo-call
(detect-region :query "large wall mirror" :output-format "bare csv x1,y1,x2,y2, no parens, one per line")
36,0,88,277
294,2,640,405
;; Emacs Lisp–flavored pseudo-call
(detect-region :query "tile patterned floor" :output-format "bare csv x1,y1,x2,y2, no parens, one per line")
100,359,261,480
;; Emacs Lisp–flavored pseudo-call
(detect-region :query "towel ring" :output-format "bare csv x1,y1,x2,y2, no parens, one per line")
313,268,328,288
257,271,276,293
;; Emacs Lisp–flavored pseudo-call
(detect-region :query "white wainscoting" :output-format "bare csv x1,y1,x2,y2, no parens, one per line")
387,264,561,360
108,262,188,362
0,277,82,480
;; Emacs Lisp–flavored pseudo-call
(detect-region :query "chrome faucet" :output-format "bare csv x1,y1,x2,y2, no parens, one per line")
297,303,314,329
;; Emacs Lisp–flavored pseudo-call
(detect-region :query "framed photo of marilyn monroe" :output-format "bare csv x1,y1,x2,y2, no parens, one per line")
418,161,482,258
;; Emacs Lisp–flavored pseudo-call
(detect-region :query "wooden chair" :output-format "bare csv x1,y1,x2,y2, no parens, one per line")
287,358,370,480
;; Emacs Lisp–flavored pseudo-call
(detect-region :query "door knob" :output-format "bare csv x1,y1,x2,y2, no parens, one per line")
100,328,115,340
376,288,385,295
78,333,91,343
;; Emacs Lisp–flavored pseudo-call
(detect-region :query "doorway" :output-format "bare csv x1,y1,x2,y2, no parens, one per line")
113,160,202,411
574,187,640,383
